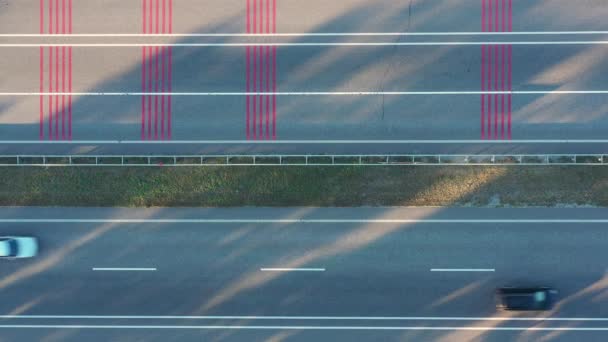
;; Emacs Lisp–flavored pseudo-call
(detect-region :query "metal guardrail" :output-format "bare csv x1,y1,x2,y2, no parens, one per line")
0,154,606,166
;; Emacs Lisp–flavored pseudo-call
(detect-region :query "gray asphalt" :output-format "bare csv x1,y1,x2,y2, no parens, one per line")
0,207,608,341
1,1,608,154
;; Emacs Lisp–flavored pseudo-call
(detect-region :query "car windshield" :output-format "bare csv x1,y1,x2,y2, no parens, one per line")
6,239,18,257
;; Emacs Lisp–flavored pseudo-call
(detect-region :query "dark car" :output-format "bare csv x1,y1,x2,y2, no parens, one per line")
496,287,557,311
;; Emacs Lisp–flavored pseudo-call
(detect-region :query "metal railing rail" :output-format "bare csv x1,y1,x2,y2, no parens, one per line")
0,154,606,166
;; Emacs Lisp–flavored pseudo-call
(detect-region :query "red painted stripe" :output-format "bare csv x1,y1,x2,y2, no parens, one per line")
40,0,44,140
62,45,66,140
142,0,146,140
487,0,492,138
265,0,270,139
494,0,499,139
68,0,72,140
49,47,53,140
272,0,276,139
155,48,159,140
168,0,172,139
61,0,65,140
40,47,44,140
154,0,159,140
508,0,512,139
148,0,153,139
246,0,251,139
168,46,172,140
501,44,505,140
55,0,59,140
62,0,65,34
161,47,166,140
142,47,146,140
253,0,257,140
162,0,166,35
155,0,159,33
480,0,485,140
55,46,59,140
501,0,505,139
161,0,165,140
148,47,153,139
258,0,263,139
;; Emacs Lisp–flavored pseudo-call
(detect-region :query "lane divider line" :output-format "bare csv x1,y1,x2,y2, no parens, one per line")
92,268,157,271
6,41,608,47
0,139,606,144
0,325,606,331
0,315,607,321
260,268,325,272
5,90,608,95
430,268,495,272
8,40,608,47
5,218,608,223
5,30,608,37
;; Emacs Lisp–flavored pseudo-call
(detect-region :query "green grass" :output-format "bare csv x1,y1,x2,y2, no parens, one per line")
1,166,607,207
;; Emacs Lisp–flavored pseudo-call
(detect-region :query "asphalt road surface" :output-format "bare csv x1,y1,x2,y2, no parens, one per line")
1,207,608,341
1,1,608,154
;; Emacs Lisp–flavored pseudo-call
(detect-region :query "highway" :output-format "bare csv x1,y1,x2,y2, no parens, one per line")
1,207,608,341
1,0,608,154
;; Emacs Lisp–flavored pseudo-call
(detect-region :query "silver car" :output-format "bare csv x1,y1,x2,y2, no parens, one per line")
0,237,38,258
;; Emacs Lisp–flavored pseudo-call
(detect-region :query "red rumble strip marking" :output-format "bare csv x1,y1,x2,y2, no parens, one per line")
148,1,153,140
68,0,72,139
272,0,276,139
501,0,505,139
246,0,251,139
67,0,72,139
39,0,44,140
62,0,66,140
481,0,511,140
143,0,172,140
508,0,512,139
253,0,257,140
487,0,492,139
55,0,59,140
494,0,498,139
142,0,147,139
154,0,159,140
161,0,166,140
265,0,270,139
246,0,277,140
168,0,173,140
48,0,53,139
480,0,485,139
258,0,263,139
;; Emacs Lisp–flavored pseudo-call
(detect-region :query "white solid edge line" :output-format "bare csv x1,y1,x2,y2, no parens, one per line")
3,219,608,223
430,268,495,272
2,315,608,321
0,325,607,331
2,90,608,96
260,268,325,272
2,41,608,47
92,268,156,271
2,31,608,37
0,139,607,144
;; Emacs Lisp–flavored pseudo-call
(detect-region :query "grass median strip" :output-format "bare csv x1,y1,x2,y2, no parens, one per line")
0,166,607,207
